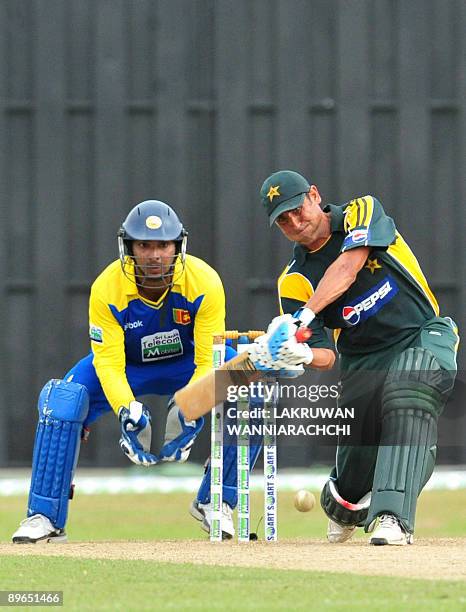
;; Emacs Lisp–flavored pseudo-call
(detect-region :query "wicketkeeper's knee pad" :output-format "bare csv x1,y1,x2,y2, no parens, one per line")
28,379,89,529
320,478,371,527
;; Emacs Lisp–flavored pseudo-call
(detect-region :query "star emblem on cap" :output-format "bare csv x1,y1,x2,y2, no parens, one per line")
365,258,382,275
267,185,281,202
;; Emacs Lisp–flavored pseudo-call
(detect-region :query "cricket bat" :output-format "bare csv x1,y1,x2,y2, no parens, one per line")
174,327,312,420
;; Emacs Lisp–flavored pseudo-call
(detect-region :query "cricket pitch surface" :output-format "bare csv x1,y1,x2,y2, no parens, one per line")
1,538,465,581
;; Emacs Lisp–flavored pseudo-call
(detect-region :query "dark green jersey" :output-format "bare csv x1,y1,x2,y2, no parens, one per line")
278,196,439,355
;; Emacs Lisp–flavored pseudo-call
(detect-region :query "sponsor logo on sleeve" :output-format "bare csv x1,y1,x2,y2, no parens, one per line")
141,329,184,361
172,308,191,325
89,325,103,343
342,275,398,326
342,227,369,250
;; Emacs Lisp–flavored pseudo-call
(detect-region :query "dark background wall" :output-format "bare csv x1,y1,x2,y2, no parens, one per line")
1,0,465,467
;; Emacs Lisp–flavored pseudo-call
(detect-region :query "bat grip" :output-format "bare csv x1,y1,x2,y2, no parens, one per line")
295,326,312,342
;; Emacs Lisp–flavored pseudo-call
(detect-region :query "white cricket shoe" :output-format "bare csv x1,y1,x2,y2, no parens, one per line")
190,500,235,540
370,514,414,546
327,519,357,543
12,514,67,544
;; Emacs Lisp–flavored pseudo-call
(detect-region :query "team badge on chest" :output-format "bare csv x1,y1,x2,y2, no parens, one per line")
172,308,191,325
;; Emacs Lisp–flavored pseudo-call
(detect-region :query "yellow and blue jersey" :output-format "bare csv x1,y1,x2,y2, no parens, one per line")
88,254,225,413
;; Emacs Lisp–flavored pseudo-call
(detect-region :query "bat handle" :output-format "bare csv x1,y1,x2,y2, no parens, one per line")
295,326,312,342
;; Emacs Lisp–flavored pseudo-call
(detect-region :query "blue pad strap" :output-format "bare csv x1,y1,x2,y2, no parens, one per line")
197,391,263,508
28,379,89,528
197,443,263,508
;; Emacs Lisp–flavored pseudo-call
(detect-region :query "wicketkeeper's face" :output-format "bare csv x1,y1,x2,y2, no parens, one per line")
132,240,177,288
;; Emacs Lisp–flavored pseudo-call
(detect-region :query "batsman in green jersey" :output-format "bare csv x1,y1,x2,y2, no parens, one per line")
259,170,459,546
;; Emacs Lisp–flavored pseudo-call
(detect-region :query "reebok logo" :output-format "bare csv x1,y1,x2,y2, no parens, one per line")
342,276,398,326
124,320,143,331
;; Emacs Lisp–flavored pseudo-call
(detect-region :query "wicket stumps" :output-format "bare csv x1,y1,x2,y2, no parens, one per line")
210,335,225,542
210,331,278,542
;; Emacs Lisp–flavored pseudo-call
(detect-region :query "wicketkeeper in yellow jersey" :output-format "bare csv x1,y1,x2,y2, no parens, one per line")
12,200,230,543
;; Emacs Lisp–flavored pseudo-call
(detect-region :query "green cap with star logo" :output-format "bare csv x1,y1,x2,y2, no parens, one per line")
260,170,310,226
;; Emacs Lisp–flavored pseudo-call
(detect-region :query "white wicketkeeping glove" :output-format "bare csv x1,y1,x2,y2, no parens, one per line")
248,314,314,371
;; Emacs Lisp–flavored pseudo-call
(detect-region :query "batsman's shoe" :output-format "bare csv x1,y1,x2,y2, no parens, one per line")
190,500,235,540
327,519,357,543
12,514,67,544
370,514,414,546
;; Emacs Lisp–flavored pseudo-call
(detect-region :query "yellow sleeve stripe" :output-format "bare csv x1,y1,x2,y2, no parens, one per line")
344,196,375,232
387,232,439,316
277,261,292,287
453,327,460,355
361,196,374,227
277,262,293,315
278,271,314,304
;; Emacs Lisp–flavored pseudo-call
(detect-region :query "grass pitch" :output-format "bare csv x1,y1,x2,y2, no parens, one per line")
0,490,465,610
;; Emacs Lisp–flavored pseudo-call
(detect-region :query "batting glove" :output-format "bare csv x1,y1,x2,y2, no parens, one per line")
248,314,314,371
118,401,158,466
293,307,316,327
159,398,205,462
276,364,306,378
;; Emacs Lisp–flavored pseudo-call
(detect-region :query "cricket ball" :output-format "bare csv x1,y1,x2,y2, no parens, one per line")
294,489,315,512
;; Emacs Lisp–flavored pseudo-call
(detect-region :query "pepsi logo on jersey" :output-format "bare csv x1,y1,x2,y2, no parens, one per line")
342,276,398,326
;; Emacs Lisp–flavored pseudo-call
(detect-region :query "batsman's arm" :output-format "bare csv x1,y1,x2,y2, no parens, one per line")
278,269,335,369
298,195,399,324
308,348,335,370
174,326,312,421
300,196,397,322
297,247,370,324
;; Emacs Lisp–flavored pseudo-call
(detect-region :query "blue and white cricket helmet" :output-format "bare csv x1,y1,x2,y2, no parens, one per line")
118,200,188,288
